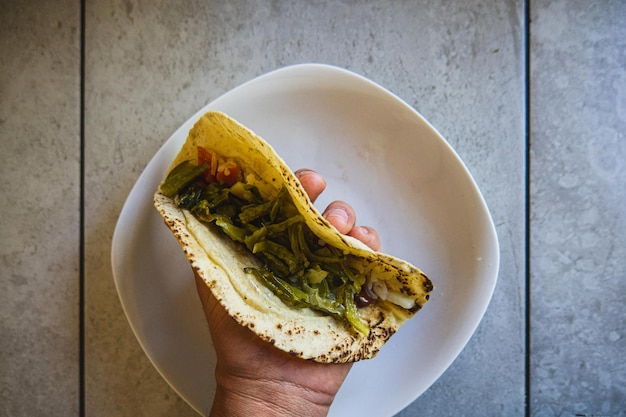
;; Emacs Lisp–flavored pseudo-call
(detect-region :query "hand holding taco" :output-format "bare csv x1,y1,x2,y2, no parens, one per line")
154,111,433,363
197,169,370,417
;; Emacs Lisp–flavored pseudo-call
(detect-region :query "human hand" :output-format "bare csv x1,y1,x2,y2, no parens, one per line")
195,168,380,417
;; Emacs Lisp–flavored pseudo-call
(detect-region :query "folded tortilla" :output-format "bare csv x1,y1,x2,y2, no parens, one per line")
154,111,433,363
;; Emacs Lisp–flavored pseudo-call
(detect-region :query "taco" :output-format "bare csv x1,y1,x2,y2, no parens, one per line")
154,111,433,363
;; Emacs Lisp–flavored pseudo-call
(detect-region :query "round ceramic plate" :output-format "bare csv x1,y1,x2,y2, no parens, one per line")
111,64,499,416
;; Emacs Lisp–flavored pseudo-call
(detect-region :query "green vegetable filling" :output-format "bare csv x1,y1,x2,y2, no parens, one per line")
162,160,370,335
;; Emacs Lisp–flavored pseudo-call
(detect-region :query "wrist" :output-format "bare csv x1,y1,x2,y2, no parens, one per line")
210,365,336,417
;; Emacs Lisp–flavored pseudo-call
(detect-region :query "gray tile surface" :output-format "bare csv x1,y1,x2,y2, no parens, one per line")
2,0,624,415
0,1,80,416
83,1,525,416
530,1,626,416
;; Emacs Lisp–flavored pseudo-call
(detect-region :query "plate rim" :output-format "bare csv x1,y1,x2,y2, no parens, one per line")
111,63,500,416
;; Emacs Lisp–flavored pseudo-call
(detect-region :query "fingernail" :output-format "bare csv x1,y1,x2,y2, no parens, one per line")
324,207,349,225
294,168,314,178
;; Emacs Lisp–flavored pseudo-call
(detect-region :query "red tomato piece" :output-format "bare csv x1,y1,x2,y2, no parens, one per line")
197,146,216,182
216,161,240,186
197,146,212,165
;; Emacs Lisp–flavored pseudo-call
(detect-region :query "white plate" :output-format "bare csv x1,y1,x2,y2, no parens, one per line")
111,64,499,416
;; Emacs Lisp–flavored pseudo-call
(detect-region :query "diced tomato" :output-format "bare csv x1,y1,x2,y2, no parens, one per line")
197,146,216,182
197,146,212,165
216,160,240,186
197,146,240,185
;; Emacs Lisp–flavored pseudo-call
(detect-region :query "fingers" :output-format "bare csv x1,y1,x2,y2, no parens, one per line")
295,169,326,203
347,225,381,252
323,201,381,251
296,168,381,251
322,201,356,235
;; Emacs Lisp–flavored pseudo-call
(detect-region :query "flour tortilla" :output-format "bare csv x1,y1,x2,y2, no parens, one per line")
154,111,432,363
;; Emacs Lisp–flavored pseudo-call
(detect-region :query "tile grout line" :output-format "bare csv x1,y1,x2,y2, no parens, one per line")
524,0,532,416
79,0,86,415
